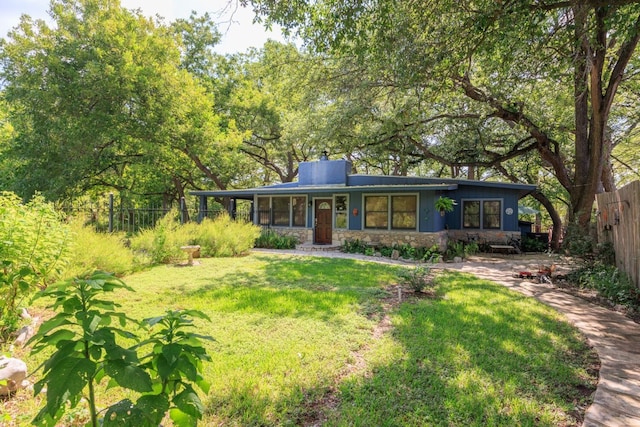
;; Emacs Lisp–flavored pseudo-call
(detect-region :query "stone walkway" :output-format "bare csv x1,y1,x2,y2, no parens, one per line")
254,249,640,426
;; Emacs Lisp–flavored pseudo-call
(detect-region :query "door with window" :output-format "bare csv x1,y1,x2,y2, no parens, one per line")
314,199,333,244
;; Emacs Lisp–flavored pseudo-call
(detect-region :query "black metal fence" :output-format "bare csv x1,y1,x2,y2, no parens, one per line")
59,196,252,234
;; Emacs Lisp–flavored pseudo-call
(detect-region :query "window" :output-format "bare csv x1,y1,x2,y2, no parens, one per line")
462,199,501,229
272,197,290,226
292,196,306,227
483,201,501,229
392,195,417,229
365,196,388,229
364,194,417,230
257,197,270,225
256,196,307,227
335,195,348,229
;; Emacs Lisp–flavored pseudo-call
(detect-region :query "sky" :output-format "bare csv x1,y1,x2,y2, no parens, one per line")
0,0,288,55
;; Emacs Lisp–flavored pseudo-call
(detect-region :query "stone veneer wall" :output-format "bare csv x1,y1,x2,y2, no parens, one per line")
266,227,519,249
447,229,521,244
334,229,449,251
269,227,313,244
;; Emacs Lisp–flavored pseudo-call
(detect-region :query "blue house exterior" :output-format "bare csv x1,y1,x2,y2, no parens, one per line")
191,157,536,250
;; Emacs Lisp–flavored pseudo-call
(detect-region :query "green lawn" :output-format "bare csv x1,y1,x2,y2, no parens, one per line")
7,253,597,426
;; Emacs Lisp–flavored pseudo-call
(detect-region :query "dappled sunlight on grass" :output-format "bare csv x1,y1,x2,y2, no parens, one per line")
332,271,597,426
39,255,594,426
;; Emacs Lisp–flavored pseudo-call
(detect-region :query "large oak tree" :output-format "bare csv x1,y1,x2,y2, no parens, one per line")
245,0,640,238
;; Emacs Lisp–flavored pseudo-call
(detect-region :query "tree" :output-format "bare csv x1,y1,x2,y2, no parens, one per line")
0,0,241,203
245,0,640,237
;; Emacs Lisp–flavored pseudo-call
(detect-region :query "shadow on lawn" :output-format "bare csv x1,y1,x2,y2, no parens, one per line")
329,271,598,426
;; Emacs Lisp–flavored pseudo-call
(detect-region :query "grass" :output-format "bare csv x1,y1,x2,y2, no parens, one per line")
2,254,597,426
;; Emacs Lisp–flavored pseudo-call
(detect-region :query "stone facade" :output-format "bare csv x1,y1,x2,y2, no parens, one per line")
447,229,521,244
270,227,313,244
334,229,448,251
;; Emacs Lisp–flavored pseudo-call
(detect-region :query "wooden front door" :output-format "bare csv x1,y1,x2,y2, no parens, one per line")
314,199,333,244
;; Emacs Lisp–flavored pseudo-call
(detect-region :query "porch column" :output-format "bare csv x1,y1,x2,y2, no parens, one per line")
197,195,208,223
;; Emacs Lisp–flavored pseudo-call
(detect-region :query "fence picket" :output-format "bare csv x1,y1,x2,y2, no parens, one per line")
596,181,640,289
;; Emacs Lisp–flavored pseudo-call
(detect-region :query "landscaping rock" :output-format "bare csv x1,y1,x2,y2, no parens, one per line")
0,356,28,396
391,250,400,260
454,256,463,263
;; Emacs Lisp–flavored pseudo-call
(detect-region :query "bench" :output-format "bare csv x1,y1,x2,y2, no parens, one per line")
489,244,516,254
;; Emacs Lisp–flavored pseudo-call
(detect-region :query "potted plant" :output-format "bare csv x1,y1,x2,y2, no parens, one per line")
435,196,456,216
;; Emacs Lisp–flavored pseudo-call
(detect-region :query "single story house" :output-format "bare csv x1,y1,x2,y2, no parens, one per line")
191,154,536,250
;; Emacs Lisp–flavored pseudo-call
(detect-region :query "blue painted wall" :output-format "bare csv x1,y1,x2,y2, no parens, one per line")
445,186,520,231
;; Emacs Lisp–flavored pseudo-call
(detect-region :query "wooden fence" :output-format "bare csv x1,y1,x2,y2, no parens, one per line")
595,180,640,289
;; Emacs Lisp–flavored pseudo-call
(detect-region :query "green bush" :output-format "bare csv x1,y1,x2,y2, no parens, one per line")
568,262,640,310
193,214,261,257
522,236,548,252
131,212,261,263
255,229,298,249
0,192,72,340
64,218,141,278
130,210,190,264
446,241,465,259
342,239,367,254
398,265,433,292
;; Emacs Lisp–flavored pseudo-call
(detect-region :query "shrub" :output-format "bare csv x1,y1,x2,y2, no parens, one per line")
130,210,190,264
446,241,465,259
463,241,480,257
0,192,71,340
567,262,640,310
563,222,595,256
398,265,433,292
194,214,261,257
254,229,298,249
522,236,548,252
64,217,140,278
342,239,367,254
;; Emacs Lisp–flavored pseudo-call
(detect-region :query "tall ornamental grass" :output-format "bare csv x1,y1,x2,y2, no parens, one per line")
130,211,260,263
64,218,141,278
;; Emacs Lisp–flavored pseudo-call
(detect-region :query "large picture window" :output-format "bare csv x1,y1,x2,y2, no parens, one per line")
256,196,307,227
364,194,417,230
462,199,501,229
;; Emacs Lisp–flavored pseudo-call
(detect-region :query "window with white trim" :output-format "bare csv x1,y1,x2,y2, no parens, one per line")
364,194,417,230
462,199,502,229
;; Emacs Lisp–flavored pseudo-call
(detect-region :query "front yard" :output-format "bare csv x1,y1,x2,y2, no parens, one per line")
3,254,597,426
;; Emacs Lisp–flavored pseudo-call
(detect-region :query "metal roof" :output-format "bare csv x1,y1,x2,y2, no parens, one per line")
191,183,459,199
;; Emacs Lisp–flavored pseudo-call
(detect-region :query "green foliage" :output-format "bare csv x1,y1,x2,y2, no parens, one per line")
446,241,466,260
463,241,480,257
0,192,71,340
65,218,140,278
29,271,212,427
254,229,299,249
192,214,261,257
434,196,456,213
563,222,595,257
567,262,640,311
522,236,548,253
398,265,433,292
130,211,190,264
131,212,260,263
342,239,368,254
29,271,146,426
